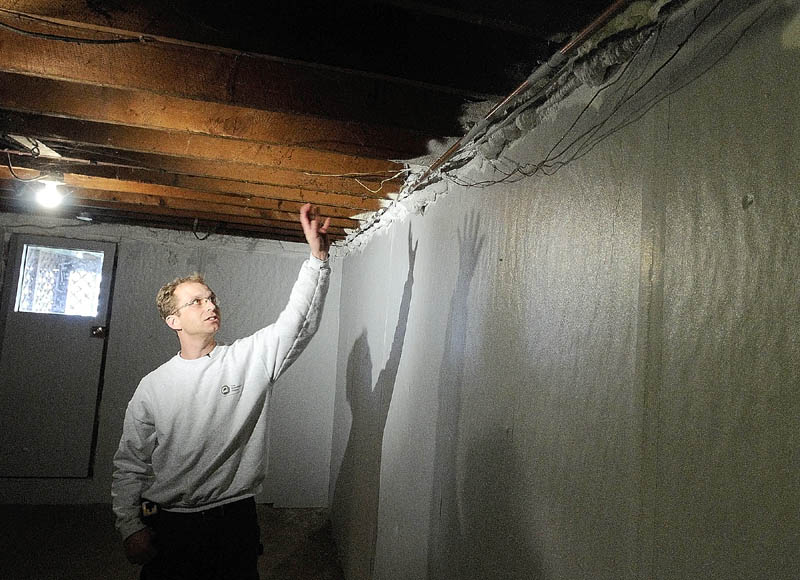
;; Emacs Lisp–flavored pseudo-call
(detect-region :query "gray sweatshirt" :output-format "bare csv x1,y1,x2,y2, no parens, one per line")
111,256,330,540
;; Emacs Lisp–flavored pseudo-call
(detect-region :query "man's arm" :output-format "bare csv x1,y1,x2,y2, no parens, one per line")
255,205,332,382
263,253,331,382
111,394,158,563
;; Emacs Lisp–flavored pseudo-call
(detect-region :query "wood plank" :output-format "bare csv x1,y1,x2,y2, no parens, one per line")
5,148,400,200
63,174,371,222
0,109,403,175
65,203,339,240
0,13,464,134
0,71,431,159
0,1,528,96
5,154,388,211
0,195,316,241
0,173,359,230
34,145,402,199
0,190,348,241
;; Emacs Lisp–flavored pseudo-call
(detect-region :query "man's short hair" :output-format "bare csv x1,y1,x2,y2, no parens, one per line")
156,273,206,320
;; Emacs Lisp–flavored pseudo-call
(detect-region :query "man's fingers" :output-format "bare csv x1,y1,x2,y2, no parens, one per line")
300,205,331,258
299,202,312,227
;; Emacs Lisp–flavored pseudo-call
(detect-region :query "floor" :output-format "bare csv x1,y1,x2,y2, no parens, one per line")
0,504,345,580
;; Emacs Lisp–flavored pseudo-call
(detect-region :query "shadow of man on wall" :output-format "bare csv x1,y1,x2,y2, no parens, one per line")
426,211,482,579
427,212,543,579
332,225,417,580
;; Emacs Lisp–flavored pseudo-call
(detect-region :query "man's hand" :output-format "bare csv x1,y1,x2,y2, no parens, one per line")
123,527,158,565
300,203,331,261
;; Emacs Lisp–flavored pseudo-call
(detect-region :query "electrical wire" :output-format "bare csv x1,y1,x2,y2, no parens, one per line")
341,0,636,246
301,167,411,194
555,0,771,167
6,152,47,182
0,10,151,44
32,141,405,198
509,0,761,180
435,0,769,193
340,0,769,248
354,168,412,194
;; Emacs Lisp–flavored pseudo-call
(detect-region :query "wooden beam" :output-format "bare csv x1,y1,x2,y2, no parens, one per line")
0,194,317,241
5,154,388,211
0,71,431,159
63,175,371,223
6,147,400,199
27,146,401,199
0,12,464,134
0,109,404,175
0,172,361,230
0,1,536,96
0,187,350,240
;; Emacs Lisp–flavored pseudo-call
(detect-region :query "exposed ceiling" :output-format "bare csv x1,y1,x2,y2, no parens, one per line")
0,0,613,243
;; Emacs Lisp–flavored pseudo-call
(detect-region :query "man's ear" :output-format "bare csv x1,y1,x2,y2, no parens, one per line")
165,314,182,331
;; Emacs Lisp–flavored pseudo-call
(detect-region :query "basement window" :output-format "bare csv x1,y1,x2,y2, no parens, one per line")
15,245,104,317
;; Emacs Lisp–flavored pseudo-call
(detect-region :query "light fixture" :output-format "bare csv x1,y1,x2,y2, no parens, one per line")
34,178,64,209
76,211,93,222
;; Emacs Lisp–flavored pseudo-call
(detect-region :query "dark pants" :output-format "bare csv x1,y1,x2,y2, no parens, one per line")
141,498,262,580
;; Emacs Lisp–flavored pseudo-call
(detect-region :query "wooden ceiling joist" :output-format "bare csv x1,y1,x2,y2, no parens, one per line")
0,5,470,242
0,182,353,238
0,12,465,134
0,171,361,230
0,71,430,159
3,154,388,212
1,110,402,176
0,194,312,241
26,150,400,202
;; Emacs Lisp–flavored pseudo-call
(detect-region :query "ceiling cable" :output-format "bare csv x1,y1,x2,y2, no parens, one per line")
6,152,46,182
0,9,151,44
419,0,632,182
342,0,634,248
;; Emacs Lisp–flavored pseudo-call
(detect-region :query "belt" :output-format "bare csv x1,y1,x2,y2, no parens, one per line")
152,497,255,520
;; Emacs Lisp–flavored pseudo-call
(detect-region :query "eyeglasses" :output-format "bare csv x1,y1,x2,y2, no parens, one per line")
171,294,219,315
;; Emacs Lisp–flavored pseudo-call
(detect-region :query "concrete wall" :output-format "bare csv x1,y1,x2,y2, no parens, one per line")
330,1,799,579
0,215,341,508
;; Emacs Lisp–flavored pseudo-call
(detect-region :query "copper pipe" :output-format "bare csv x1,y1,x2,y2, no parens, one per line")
560,0,631,54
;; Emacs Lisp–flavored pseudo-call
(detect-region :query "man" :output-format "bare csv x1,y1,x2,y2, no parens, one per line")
112,204,331,579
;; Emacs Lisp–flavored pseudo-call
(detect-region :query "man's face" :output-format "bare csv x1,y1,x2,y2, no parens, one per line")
167,281,221,336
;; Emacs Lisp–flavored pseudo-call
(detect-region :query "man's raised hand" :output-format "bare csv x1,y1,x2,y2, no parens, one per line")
300,203,331,261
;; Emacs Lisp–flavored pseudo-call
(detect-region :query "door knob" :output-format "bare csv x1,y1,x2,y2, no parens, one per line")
90,326,108,338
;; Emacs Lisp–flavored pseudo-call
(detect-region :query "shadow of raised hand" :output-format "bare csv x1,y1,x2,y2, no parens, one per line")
428,211,484,579
457,211,483,290
333,223,418,580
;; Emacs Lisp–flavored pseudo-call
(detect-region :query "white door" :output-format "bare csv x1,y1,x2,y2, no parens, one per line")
0,235,116,478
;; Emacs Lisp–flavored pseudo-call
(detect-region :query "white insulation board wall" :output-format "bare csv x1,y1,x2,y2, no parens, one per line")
0,217,341,508
329,2,799,579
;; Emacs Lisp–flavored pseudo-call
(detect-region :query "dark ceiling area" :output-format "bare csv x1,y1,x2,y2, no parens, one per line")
0,0,616,242
84,0,584,96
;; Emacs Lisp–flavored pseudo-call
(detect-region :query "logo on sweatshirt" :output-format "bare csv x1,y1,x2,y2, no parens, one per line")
220,384,243,397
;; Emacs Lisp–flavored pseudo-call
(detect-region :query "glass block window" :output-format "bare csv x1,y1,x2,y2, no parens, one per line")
15,245,104,317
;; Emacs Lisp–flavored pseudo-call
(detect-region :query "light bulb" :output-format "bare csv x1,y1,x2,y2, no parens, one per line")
35,180,64,208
